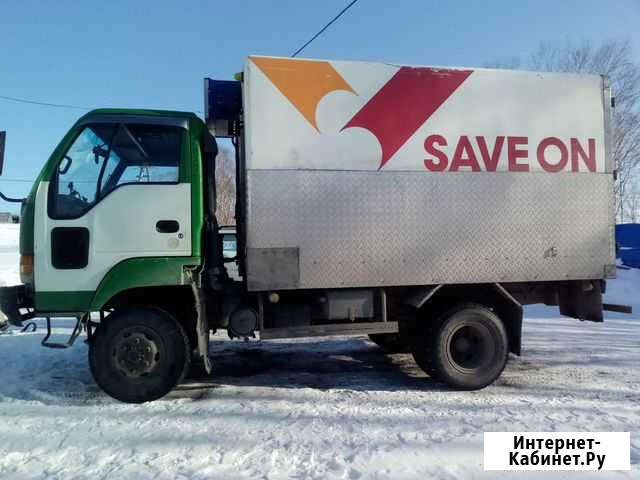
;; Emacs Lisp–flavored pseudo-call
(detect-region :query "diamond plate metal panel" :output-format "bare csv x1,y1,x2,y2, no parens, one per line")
245,170,615,291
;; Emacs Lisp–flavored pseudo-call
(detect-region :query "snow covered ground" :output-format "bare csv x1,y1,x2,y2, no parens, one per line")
0,225,638,479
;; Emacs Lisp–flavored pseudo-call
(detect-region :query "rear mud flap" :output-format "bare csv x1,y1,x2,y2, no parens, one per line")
558,280,604,322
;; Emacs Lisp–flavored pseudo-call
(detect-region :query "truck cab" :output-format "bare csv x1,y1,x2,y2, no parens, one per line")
20,110,207,311
1,109,231,402
10,109,208,299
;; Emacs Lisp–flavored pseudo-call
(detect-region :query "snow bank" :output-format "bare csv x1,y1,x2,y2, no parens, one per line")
0,223,19,287
606,265,640,316
0,225,637,479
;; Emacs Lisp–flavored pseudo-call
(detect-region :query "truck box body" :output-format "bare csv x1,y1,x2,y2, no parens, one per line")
242,56,615,291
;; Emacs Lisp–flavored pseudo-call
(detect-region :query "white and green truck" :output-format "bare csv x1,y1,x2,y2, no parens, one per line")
0,56,628,402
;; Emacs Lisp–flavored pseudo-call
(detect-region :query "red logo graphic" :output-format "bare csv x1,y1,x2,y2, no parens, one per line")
342,67,472,169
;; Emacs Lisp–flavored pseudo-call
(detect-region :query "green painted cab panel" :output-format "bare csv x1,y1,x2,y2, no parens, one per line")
35,291,94,311
90,256,201,310
188,120,205,259
34,256,202,313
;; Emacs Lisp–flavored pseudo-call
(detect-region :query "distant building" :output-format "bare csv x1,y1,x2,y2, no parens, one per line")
0,212,12,223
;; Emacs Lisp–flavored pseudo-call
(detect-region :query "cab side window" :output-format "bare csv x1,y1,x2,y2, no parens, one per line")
50,123,182,219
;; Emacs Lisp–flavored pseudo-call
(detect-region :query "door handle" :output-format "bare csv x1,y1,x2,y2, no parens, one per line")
156,220,180,233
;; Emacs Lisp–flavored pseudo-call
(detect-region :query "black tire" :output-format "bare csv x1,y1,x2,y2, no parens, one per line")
412,303,508,390
368,333,410,354
411,343,442,381
89,306,191,403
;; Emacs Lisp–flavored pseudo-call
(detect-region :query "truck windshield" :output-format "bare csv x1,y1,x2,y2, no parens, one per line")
49,122,182,219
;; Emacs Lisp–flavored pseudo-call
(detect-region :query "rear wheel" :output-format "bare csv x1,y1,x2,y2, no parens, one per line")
368,333,410,354
89,306,190,403
412,303,508,390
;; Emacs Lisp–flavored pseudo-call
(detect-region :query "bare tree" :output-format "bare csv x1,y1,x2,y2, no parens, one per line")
482,56,521,70
623,184,640,223
530,40,640,222
216,148,236,225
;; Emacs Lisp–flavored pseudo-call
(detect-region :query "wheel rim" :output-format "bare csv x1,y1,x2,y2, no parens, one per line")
112,327,161,378
446,322,495,373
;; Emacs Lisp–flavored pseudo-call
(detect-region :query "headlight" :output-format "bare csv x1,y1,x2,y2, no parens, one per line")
20,255,33,284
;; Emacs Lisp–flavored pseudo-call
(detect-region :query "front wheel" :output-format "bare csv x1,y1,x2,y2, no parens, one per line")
89,306,190,403
412,303,508,390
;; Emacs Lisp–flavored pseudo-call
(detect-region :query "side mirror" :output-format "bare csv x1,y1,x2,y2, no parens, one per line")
0,131,6,176
0,131,25,204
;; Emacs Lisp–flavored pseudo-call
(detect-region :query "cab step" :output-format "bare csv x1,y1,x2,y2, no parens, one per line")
41,315,86,349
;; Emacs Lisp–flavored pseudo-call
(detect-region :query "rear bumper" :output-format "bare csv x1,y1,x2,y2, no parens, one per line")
0,285,34,326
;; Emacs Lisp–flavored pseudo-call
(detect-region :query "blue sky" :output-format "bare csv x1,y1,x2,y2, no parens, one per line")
1,0,639,209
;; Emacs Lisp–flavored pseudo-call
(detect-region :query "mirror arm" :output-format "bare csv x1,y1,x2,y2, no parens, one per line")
0,131,6,176
0,191,25,203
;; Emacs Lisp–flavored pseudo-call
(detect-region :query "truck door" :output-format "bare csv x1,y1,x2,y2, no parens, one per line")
34,117,192,303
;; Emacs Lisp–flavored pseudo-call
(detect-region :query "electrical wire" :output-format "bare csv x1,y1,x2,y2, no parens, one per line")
0,94,202,114
0,94,90,110
291,0,360,57
1,4,362,111
0,2,363,112
0,4,362,203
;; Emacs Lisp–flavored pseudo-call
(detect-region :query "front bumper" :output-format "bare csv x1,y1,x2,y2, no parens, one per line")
0,285,34,326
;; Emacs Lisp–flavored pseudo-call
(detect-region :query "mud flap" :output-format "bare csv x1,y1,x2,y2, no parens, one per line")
558,280,604,322
190,280,212,374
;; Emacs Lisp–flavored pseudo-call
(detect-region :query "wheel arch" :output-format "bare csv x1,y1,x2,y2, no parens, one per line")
95,285,198,349
403,283,523,355
90,256,201,311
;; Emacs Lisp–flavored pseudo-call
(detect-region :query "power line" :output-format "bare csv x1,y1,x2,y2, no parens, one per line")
0,94,202,114
291,0,360,58
0,94,90,110
3,4,361,112
0,178,36,183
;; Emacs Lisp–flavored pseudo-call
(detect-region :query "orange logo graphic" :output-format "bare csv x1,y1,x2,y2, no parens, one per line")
251,57,355,131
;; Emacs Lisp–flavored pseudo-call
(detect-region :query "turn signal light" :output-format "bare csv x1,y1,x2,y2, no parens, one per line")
20,255,33,284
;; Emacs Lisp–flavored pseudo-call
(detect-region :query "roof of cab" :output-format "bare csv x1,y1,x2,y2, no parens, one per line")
78,108,202,122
